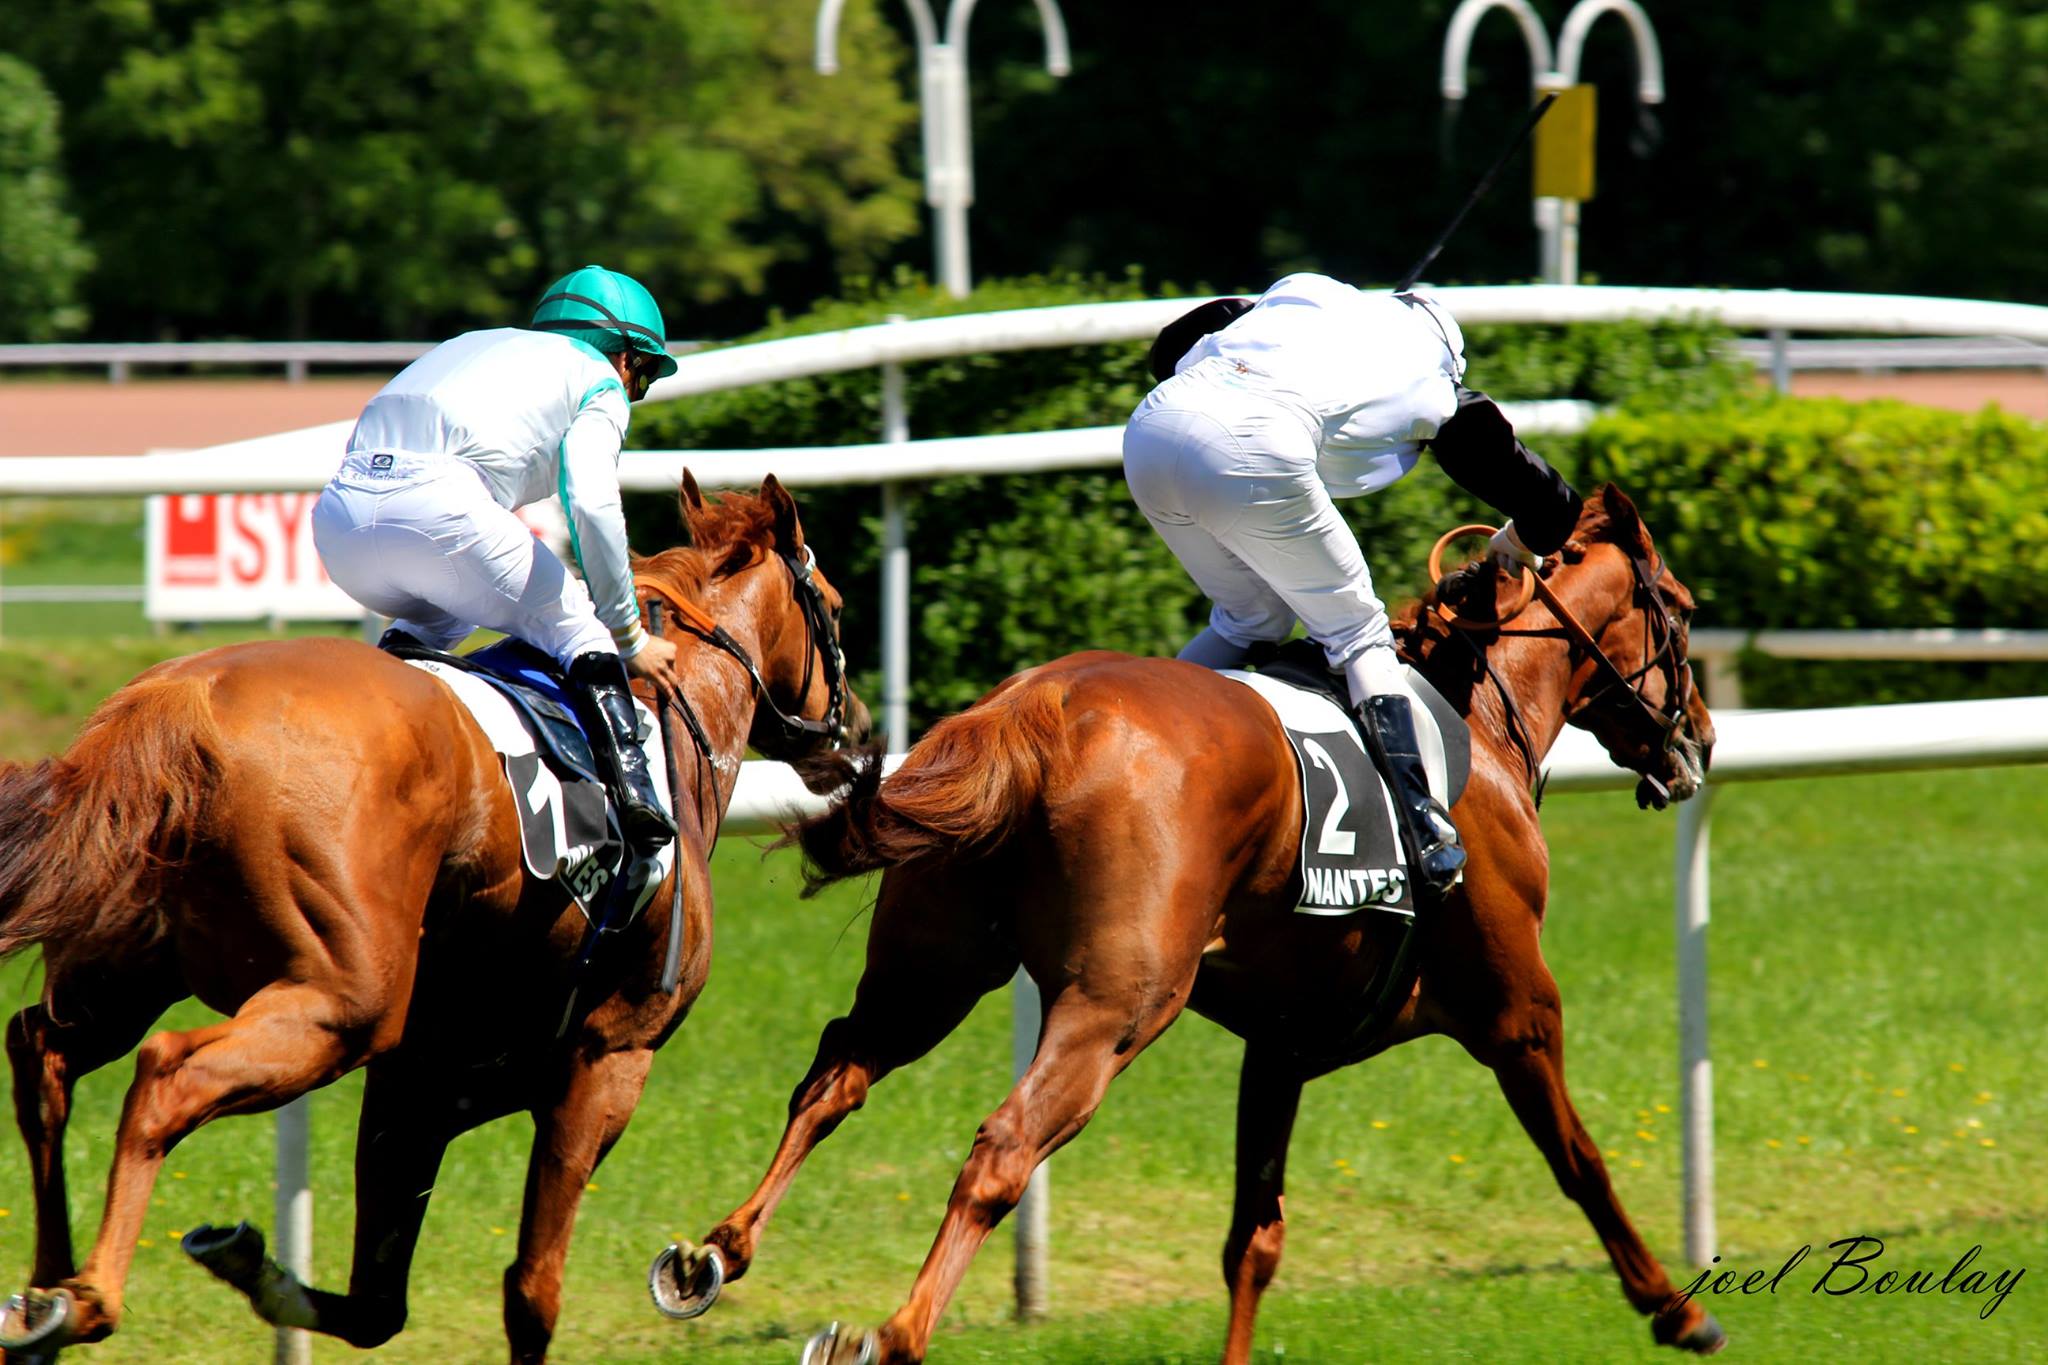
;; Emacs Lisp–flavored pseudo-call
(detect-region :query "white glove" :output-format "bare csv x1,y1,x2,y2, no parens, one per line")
1488,520,1541,574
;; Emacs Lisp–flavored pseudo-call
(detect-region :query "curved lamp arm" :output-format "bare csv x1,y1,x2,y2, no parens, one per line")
1556,0,1665,103
944,0,1071,75
816,0,940,74
1440,0,1554,101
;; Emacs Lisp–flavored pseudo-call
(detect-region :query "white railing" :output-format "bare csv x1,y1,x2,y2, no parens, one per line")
1728,335,2048,372
0,401,1597,499
0,342,434,384
0,340,706,384
1689,628,2048,710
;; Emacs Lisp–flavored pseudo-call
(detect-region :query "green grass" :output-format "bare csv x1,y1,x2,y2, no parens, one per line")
0,642,2042,1362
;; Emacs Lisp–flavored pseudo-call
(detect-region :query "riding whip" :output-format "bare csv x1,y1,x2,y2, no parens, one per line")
650,600,688,994
1396,92,1558,294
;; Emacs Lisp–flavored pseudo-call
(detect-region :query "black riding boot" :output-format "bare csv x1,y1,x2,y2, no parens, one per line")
567,653,679,859
1355,693,1466,897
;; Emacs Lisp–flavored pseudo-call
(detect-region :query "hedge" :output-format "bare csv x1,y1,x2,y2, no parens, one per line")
625,273,2044,721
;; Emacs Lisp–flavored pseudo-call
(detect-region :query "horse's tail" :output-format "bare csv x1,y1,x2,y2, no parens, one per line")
0,671,222,972
779,677,1070,896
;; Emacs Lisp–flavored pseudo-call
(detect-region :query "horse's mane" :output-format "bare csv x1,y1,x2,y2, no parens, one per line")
631,488,780,603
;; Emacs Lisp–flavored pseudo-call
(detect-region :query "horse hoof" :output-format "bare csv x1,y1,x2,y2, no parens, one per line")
182,1222,265,1292
1676,1311,1727,1355
648,1243,724,1321
0,1287,74,1358
800,1321,878,1365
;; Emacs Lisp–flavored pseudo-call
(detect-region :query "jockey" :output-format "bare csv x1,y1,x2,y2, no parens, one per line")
1124,271,1582,895
312,264,683,858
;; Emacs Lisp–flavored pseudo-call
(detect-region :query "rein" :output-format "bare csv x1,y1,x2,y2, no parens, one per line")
1424,524,1693,792
635,544,848,756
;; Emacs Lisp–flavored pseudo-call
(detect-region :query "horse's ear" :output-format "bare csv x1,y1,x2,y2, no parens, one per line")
675,469,705,547
1599,482,1646,547
761,474,805,552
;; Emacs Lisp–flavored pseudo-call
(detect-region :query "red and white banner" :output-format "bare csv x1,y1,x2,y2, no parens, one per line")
146,493,359,622
144,492,573,624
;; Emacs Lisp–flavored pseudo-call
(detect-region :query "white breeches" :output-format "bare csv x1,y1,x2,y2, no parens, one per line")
312,452,615,666
1124,364,1392,668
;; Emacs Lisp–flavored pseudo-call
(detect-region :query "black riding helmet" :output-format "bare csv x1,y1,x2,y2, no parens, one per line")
1146,297,1255,383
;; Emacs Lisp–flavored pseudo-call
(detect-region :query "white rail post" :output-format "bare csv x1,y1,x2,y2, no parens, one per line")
274,1096,313,1365
1012,972,1049,1318
1769,326,1792,394
1674,783,1716,1267
880,316,912,755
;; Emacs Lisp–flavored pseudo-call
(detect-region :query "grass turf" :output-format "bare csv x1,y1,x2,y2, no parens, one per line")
0,637,2040,1362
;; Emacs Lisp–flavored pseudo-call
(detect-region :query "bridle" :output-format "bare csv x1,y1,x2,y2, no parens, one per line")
1426,524,1696,800
634,542,850,769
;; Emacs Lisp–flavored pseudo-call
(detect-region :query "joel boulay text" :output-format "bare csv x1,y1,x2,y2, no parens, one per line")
1675,1237,2022,1320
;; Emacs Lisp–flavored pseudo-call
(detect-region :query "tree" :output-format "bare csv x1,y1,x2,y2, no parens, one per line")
0,56,92,342
12,0,918,339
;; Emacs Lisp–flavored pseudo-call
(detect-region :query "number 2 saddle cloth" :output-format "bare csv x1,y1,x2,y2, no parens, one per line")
1223,645,1470,919
399,639,676,924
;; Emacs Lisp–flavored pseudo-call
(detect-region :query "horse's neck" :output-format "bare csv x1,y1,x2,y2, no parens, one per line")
1485,629,1579,763
1442,567,1619,769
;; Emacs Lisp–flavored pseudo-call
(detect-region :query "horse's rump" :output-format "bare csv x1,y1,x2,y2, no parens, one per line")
0,668,223,979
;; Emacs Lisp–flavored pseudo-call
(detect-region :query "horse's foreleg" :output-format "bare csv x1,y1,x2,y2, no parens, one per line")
58,982,364,1344
6,979,181,1289
502,1047,653,1365
1483,994,1726,1355
1219,1048,1303,1365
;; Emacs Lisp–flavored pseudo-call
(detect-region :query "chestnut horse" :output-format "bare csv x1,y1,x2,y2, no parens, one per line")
659,485,1723,1362
0,476,863,1363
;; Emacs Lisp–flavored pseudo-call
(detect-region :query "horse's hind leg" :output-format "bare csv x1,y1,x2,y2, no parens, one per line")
1472,962,1726,1355
54,981,368,1343
6,971,185,1288
676,867,1016,1301
187,1059,491,1349
1219,1048,1304,1365
816,955,1197,1365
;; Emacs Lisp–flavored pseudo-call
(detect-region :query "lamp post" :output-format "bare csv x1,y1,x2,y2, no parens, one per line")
816,0,1071,299
1439,0,1664,283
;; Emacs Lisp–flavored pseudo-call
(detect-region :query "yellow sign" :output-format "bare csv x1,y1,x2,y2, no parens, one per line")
1533,85,1597,201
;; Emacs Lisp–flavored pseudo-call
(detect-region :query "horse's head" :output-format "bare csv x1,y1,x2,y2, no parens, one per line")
639,471,870,760
1548,484,1715,809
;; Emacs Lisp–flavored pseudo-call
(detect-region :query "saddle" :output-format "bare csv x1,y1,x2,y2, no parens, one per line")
385,637,603,785
387,638,675,931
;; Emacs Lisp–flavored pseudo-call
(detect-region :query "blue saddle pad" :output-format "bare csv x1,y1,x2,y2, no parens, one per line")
400,638,603,787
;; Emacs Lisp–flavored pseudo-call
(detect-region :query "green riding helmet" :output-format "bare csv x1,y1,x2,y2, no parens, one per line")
529,264,679,380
